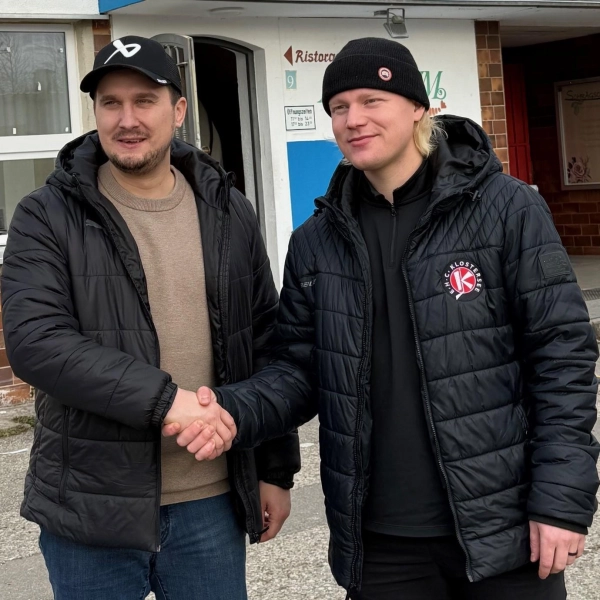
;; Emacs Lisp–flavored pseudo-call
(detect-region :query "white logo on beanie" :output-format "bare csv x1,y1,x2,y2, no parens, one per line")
378,67,392,81
104,39,142,64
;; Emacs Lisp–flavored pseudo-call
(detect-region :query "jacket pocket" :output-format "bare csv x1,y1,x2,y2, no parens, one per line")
59,407,70,504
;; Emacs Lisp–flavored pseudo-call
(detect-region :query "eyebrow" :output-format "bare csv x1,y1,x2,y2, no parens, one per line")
97,91,161,102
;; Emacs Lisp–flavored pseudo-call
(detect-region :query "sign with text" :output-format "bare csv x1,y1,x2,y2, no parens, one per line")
557,77,600,190
285,105,316,130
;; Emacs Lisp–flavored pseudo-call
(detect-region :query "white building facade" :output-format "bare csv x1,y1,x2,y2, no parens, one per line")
3,0,600,279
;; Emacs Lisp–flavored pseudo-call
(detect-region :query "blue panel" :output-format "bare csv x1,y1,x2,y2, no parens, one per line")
287,140,342,229
99,0,144,13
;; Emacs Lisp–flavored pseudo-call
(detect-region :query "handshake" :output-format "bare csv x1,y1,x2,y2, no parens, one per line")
161,387,237,461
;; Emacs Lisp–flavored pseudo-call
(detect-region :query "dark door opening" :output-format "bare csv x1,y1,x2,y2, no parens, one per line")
152,34,263,227
193,42,246,195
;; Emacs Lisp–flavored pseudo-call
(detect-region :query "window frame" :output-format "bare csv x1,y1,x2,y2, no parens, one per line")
0,23,83,157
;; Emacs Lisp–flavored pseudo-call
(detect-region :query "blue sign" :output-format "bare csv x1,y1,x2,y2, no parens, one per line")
285,71,297,90
99,0,144,13
287,140,342,229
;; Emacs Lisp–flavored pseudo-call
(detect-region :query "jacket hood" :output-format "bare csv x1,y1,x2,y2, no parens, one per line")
48,131,229,210
320,115,502,217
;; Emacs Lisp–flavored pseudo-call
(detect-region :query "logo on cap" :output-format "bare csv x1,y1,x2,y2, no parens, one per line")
378,67,392,81
105,39,142,65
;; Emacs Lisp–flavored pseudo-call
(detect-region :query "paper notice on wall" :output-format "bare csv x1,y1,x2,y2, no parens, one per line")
285,105,315,130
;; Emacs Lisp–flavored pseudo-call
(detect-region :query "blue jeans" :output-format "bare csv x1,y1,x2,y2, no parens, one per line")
39,493,247,600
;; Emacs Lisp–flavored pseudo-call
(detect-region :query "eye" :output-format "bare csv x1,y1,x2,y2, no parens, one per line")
365,98,381,105
137,98,154,105
331,104,348,115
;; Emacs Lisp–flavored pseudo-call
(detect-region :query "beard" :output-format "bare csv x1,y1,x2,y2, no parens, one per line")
107,137,172,176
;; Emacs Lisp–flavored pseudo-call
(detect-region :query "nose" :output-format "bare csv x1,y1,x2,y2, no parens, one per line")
345,103,367,129
118,102,140,130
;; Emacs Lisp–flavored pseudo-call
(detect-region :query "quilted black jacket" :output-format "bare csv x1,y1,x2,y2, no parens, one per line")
1,133,300,551
217,116,599,591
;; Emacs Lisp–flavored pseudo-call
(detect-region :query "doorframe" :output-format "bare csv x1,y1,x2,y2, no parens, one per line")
193,37,268,237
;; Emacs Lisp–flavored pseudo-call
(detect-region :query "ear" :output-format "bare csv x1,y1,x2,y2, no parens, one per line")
413,102,426,122
175,96,187,128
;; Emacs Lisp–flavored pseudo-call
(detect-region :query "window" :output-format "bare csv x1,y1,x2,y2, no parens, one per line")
0,31,71,137
0,24,82,239
0,158,55,233
0,24,82,158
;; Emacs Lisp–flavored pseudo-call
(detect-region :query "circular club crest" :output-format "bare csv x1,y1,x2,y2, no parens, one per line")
378,67,392,81
442,260,484,301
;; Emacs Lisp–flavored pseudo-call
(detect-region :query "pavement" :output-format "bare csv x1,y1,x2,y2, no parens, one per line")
0,322,598,598
571,256,600,340
589,299,600,340
0,411,345,600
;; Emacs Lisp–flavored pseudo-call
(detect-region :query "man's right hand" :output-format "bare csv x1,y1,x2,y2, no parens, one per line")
162,388,236,460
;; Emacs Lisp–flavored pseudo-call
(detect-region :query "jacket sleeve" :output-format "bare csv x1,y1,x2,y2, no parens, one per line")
215,225,318,450
232,190,301,486
1,194,177,430
501,183,599,531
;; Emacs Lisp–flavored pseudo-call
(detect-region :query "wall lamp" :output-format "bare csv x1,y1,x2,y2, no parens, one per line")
375,8,409,39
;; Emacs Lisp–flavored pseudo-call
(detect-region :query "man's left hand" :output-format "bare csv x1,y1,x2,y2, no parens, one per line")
258,482,292,542
530,520,585,579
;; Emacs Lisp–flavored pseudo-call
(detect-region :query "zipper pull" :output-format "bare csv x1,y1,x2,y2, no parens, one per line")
391,205,397,217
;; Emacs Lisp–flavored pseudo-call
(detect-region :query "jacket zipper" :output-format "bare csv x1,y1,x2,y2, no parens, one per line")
389,205,397,268
59,407,70,503
327,212,371,590
350,287,370,587
75,180,164,550
104,214,163,551
401,226,474,583
216,177,260,542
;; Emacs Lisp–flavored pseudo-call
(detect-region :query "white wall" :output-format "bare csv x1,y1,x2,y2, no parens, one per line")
0,0,99,16
111,16,480,281
280,19,481,144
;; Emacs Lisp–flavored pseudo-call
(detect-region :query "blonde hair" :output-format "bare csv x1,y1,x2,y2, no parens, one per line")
414,110,446,158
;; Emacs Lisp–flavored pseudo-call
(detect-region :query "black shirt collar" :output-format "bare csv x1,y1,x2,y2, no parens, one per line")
361,159,431,208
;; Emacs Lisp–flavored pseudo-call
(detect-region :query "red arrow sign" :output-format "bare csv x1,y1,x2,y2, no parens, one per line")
284,46,293,66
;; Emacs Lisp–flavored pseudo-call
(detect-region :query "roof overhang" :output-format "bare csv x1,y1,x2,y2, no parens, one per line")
101,0,600,21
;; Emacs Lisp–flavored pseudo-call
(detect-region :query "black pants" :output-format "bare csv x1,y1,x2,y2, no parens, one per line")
351,531,566,600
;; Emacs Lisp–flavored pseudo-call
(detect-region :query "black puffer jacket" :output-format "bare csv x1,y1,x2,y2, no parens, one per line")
1,133,300,551
217,116,599,590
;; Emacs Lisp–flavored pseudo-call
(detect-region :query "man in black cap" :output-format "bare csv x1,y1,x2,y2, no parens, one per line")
2,36,299,600
172,37,599,599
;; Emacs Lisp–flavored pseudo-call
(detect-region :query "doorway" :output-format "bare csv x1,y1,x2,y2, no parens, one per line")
153,34,262,224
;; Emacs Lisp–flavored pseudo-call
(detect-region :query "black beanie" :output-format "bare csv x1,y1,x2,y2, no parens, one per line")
322,37,430,115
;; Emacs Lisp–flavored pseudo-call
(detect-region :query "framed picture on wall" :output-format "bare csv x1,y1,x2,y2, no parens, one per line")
556,77,600,190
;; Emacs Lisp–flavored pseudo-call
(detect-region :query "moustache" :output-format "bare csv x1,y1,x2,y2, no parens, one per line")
112,131,150,141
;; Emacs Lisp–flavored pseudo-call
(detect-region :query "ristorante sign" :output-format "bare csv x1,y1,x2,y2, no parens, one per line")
284,46,336,65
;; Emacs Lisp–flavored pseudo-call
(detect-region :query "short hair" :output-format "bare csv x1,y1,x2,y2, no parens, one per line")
168,86,182,106
414,110,445,158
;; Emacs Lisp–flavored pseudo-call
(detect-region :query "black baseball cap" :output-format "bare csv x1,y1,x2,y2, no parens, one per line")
80,36,183,97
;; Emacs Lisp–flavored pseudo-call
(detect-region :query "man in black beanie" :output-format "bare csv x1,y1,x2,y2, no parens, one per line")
169,37,598,600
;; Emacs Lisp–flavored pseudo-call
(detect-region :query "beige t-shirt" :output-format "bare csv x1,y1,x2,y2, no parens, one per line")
98,163,229,505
